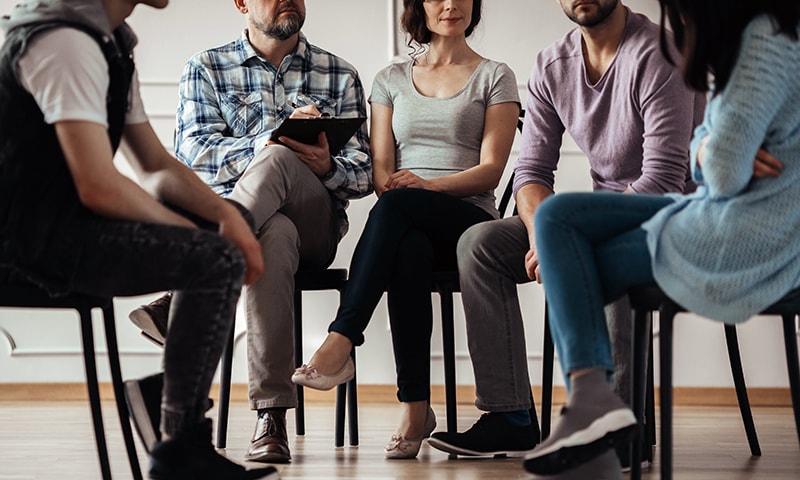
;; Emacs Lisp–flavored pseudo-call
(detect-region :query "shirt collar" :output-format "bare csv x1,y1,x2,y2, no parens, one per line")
235,29,311,68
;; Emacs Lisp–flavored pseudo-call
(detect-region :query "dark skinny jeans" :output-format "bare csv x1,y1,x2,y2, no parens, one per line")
329,188,493,402
7,213,246,437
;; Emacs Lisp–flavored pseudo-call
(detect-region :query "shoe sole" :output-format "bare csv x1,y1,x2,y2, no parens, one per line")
243,451,292,464
123,380,159,453
129,309,166,347
523,408,637,475
427,436,535,458
250,471,282,480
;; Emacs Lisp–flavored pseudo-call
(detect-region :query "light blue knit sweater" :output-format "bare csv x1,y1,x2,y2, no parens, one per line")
643,14,800,324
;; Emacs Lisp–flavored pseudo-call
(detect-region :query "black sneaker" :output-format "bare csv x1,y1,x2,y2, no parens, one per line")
124,373,163,453
129,292,171,347
427,412,540,457
149,419,280,480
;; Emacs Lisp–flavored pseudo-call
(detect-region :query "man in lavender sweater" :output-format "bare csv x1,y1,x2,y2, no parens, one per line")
428,0,705,472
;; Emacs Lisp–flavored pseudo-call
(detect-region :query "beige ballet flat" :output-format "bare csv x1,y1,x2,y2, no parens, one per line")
385,405,437,459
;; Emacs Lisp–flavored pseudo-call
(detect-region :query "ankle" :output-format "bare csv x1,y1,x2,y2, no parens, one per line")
309,332,353,373
569,369,610,405
397,401,430,438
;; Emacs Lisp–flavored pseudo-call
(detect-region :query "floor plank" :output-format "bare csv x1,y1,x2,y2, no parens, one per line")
0,401,798,479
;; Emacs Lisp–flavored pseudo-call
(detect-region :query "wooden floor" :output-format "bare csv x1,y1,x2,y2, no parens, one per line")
1,400,799,479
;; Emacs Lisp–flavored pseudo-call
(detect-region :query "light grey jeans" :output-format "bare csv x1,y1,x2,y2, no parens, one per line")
457,215,633,412
228,146,339,410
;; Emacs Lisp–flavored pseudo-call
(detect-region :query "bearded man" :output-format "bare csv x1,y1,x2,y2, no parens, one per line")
428,1,705,475
128,0,372,464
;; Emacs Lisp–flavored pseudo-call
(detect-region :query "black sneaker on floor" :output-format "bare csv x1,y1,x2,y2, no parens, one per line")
124,372,163,453
129,292,171,347
427,412,539,457
149,419,280,480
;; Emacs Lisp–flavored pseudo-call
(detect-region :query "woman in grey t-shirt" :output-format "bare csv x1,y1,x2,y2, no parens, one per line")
293,0,520,458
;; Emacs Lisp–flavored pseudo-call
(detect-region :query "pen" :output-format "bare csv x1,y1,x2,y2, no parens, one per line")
290,93,334,117
288,100,330,117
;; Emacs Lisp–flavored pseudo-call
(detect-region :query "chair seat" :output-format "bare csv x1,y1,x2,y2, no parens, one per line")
295,268,347,290
0,283,111,309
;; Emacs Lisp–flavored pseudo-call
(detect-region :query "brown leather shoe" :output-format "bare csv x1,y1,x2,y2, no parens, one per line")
244,408,291,463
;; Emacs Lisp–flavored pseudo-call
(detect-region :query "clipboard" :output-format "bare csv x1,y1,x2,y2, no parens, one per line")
269,116,366,154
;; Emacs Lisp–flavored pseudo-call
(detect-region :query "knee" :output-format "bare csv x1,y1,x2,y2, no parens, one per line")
204,234,247,289
457,221,500,271
250,145,298,174
368,189,407,220
534,194,572,233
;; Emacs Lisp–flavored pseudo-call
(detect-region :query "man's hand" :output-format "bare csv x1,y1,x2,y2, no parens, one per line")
525,247,541,283
218,210,264,285
384,169,432,191
276,131,334,177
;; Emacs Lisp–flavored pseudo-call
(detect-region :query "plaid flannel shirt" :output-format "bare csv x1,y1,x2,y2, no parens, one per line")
175,31,372,239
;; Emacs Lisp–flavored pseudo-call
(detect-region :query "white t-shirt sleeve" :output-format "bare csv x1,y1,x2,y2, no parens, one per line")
17,27,148,127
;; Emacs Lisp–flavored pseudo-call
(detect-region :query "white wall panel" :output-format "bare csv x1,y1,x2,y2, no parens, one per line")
0,0,796,391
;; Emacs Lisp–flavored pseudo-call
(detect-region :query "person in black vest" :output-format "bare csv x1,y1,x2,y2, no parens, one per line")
0,1,277,479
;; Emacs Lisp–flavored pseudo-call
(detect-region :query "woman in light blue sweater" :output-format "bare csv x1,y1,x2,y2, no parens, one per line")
523,0,800,477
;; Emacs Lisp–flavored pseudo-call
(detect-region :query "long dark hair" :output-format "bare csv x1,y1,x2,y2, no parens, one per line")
658,0,800,93
401,0,482,46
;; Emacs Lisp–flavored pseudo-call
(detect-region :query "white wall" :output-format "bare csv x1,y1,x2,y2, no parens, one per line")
0,0,797,392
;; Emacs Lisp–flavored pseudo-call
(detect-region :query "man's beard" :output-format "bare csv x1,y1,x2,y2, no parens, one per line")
564,0,618,28
256,8,305,40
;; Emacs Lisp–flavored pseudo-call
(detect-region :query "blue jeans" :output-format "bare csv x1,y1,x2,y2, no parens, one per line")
534,192,674,385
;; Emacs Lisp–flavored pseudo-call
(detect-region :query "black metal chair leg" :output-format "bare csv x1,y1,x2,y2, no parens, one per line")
347,348,359,446
334,382,346,447
541,303,554,441
782,314,800,445
216,327,235,449
294,290,305,436
79,307,112,480
630,306,651,480
724,323,761,455
440,290,458,434
659,303,677,480
645,323,656,464
103,304,144,480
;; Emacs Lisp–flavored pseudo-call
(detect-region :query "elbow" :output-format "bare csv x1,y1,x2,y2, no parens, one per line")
75,182,114,214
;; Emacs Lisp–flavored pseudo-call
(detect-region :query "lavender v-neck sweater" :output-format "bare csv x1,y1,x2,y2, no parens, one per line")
513,9,705,196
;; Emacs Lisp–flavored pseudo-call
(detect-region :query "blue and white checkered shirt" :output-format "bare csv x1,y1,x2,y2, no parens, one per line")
175,31,372,239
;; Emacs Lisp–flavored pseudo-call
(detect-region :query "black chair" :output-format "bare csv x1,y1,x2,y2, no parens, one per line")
627,286,800,480
0,284,143,480
215,268,358,449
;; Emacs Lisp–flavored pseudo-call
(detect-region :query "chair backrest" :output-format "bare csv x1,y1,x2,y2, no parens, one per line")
496,111,524,219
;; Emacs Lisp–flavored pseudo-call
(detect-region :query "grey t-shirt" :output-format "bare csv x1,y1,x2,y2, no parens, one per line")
369,58,520,218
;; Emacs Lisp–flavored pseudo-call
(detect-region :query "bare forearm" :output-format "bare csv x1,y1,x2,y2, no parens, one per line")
515,183,553,247
427,162,505,197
